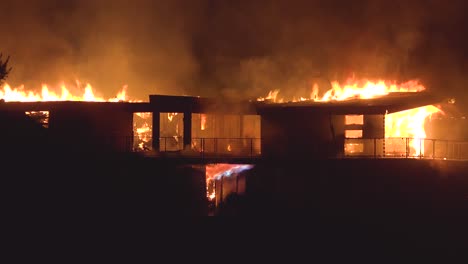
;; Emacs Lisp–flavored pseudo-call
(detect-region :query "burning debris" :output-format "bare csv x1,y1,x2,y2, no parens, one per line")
205,163,254,202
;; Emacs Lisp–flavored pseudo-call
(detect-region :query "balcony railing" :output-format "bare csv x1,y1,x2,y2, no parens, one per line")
130,135,468,161
132,136,262,158
344,137,468,161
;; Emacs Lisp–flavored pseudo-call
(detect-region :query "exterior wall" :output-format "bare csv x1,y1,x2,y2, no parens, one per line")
191,114,261,155
331,115,345,157
427,117,468,141
259,111,385,159
49,107,133,152
363,115,385,156
363,115,385,138
260,109,336,159
343,114,385,156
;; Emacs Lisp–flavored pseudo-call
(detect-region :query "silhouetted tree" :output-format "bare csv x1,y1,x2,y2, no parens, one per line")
0,53,12,84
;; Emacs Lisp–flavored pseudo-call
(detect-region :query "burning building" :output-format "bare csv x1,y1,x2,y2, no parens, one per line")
0,79,452,160
1,80,467,216
257,91,442,159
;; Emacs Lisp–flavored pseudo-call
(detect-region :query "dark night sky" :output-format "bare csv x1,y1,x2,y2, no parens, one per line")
1,0,468,108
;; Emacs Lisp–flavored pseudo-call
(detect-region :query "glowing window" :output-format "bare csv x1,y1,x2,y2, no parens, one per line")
133,112,153,151
345,130,363,138
345,143,364,154
345,115,364,125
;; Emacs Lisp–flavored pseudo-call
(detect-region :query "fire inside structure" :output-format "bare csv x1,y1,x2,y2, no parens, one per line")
1,80,466,207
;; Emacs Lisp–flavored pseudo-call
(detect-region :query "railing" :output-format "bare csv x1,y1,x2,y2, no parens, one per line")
131,136,468,161
132,136,262,158
344,137,468,161
191,138,261,158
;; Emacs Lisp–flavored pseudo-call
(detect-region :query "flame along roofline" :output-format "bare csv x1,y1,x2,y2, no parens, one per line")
255,91,446,115
0,91,446,115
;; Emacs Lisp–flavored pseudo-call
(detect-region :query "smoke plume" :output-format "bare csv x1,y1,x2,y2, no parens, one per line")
1,0,468,108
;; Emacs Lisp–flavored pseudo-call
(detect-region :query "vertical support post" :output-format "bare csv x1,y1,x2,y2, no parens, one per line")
239,115,244,138
183,112,192,149
419,138,422,159
373,138,376,158
382,114,386,157
405,138,409,158
433,139,436,159
250,138,253,158
240,115,245,154
201,138,205,158
446,140,449,159
152,112,160,151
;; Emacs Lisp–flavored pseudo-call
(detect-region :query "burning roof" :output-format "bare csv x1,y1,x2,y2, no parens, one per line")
255,91,445,115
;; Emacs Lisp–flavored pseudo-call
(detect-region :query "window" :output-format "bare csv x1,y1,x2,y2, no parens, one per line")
344,143,364,154
345,115,363,125
345,130,363,138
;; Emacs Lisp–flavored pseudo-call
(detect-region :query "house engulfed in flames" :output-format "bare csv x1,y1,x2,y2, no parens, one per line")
1,80,465,207
0,80,454,159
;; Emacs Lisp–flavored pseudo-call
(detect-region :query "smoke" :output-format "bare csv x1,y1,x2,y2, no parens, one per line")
191,0,468,105
0,0,202,99
1,0,468,108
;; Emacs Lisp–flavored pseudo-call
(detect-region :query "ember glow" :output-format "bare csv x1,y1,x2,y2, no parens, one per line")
205,163,254,201
259,79,442,157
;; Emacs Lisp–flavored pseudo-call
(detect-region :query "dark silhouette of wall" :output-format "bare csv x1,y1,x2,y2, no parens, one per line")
49,106,133,152
0,111,207,218
216,159,468,221
261,109,335,158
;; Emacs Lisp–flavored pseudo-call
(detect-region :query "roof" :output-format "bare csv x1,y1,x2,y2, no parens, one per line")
255,92,445,115
0,91,445,115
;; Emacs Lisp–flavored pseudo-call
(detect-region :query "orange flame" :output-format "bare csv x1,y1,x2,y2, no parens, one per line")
258,79,425,103
133,112,153,151
201,114,207,130
205,164,254,202
385,105,441,156
167,112,178,122
0,82,154,150
0,82,136,102
258,79,442,157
